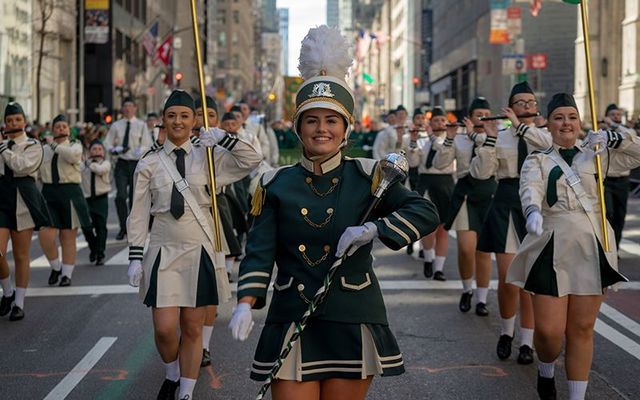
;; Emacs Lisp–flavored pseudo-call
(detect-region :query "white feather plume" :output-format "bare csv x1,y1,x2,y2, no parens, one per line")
298,25,352,81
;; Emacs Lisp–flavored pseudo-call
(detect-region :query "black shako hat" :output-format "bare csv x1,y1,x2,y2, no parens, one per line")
605,103,619,116
547,93,578,117
469,97,491,116
509,81,535,104
4,102,25,120
163,90,195,113
52,114,66,126
221,112,237,122
195,96,218,111
431,106,446,118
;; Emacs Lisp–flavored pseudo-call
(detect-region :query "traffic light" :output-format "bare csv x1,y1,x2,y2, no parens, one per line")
412,76,420,87
267,92,276,102
104,114,113,124
175,72,183,87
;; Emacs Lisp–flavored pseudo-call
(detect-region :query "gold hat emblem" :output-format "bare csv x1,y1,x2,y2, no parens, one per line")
309,82,335,98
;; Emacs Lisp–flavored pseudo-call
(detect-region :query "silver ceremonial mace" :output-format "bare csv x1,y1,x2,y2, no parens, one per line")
256,152,409,400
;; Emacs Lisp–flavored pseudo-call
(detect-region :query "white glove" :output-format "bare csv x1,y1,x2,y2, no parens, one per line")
229,302,254,341
335,222,378,258
110,145,124,155
199,127,227,147
526,211,544,236
127,260,143,287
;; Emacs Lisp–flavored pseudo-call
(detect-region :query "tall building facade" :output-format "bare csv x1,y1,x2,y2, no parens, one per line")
327,0,356,35
327,0,339,29
1,0,33,117
278,8,289,76
574,0,640,123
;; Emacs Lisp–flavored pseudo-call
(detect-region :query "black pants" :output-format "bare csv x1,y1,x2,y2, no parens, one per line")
82,194,108,258
605,176,630,248
115,159,138,230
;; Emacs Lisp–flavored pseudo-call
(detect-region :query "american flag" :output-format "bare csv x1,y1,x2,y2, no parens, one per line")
141,21,159,56
155,34,173,66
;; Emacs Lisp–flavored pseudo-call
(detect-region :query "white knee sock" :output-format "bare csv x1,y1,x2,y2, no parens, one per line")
178,377,197,399
49,258,61,271
500,316,516,337
225,258,234,274
462,278,474,293
164,359,180,381
14,287,26,309
424,248,435,262
567,380,588,400
61,264,74,278
202,325,213,351
1,277,14,296
538,360,555,378
434,256,446,272
475,287,489,304
519,327,534,348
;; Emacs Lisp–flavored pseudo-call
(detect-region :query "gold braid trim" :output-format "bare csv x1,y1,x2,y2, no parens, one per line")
250,184,265,216
295,97,355,125
371,162,382,195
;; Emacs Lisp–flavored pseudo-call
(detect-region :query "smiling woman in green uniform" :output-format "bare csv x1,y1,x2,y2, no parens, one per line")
126,90,261,400
228,26,439,400
0,102,51,321
507,93,640,400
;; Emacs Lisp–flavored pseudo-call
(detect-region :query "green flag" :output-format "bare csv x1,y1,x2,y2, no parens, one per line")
363,73,374,84
563,0,581,4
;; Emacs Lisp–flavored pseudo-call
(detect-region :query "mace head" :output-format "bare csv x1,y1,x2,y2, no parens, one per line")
374,151,409,198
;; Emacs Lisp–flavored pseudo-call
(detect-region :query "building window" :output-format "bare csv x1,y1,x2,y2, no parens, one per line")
217,59,226,69
218,10,226,25
218,31,226,46
233,10,240,24
232,54,240,68
232,31,238,44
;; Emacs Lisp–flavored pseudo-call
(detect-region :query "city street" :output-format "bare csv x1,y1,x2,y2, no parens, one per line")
1,197,639,400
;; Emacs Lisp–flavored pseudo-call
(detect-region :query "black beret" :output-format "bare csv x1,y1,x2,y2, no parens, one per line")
147,112,159,119
431,106,446,118
547,93,578,117
469,97,491,115
4,102,24,119
122,96,135,106
396,105,407,113
387,109,396,116
163,90,195,112
221,112,237,122
89,139,105,148
605,103,619,116
52,114,66,126
413,108,424,118
195,96,218,111
230,105,242,113
509,81,535,104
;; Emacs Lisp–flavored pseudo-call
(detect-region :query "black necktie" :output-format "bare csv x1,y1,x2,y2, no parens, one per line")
517,136,528,173
425,146,437,169
122,121,131,152
470,140,477,164
4,140,15,179
546,147,579,207
170,148,186,220
51,153,60,184
90,170,96,197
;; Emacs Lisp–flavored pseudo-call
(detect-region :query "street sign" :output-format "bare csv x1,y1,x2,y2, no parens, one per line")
502,54,527,75
374,98,385,106
507,6,522,37
528,53,548,70
444,98,457,111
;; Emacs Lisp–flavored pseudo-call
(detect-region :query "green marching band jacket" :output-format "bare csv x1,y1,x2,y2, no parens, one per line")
237,153,440,325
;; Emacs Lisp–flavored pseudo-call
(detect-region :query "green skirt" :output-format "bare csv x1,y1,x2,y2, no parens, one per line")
444,175,497,232
477,178,527,253
42,183,92,229
416,174,454,223
0,176,51,231
251,319,404,382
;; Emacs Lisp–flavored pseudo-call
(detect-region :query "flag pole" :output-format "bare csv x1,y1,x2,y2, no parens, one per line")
578,0,609,251
189,0,222,251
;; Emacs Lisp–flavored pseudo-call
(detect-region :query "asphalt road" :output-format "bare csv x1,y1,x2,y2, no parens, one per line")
1,197,640,399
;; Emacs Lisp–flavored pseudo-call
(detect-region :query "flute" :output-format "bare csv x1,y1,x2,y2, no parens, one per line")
479,112,540,121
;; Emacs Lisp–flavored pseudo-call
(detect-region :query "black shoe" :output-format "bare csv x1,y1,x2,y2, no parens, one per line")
517,345,534,365
157,378,180,400
95,255,105,266
459,291,473,313
89,252,97,263
48,269,61,286
418,249,424,259
423,261,433,278
59,276,71,287
433,271,446,281
201,348,211,367
227,272,234,283
9,305,24,321
406,244,414,255
475,302,489,317
0,291,15,316
116,229,127,240
496,334,513,360
537,373,557,400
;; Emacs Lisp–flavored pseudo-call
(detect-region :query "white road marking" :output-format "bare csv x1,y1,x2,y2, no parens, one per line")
43,336,117,400
600,303,640,339
30,237,122,268
620,238,640,257
595,319,640,361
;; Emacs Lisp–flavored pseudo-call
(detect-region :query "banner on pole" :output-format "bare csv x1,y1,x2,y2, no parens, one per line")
490,0,510,44
84,0,109,44
502,54,527,75
507,6,522,37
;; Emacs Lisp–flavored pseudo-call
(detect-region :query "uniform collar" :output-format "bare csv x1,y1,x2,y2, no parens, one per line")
11,132,28,144
552,142,583,152
164,138,193,155
300,151,342,174
125,116,138,123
